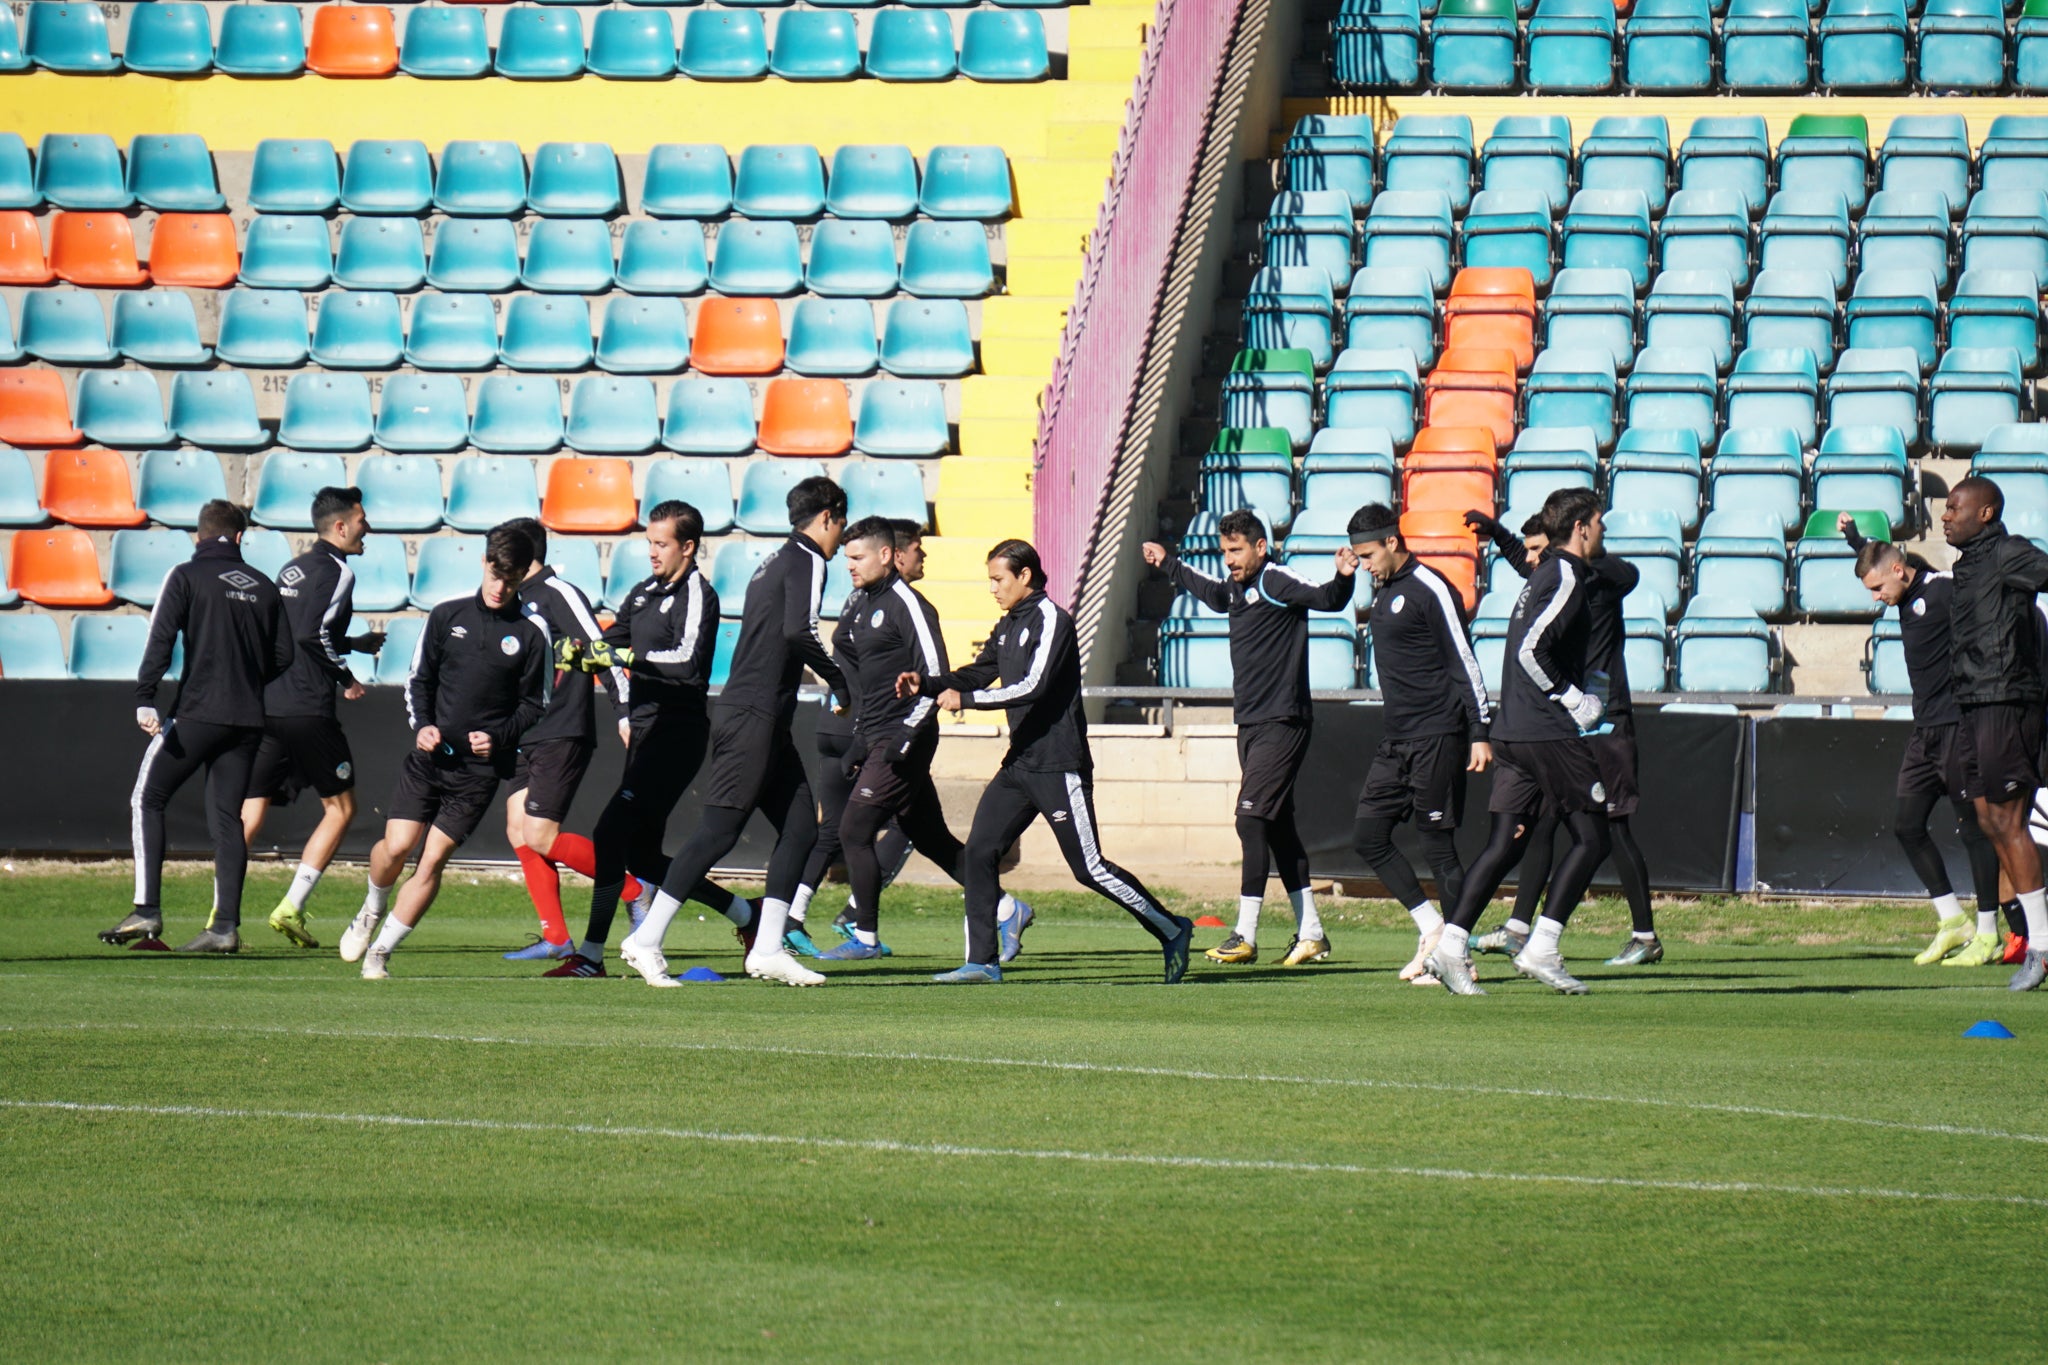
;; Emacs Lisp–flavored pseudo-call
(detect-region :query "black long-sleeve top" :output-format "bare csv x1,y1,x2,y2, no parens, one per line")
404,589,550,764
1493,550,1593,742
1366,555,1493,740
603,566,720,723
718,534,847,723
265,540,358,720
920,590,1091,774
1163,556,1353,726
137,537,293,727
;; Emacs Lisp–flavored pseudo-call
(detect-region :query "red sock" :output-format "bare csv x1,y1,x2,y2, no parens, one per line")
516,846,571,945
550,832,642,902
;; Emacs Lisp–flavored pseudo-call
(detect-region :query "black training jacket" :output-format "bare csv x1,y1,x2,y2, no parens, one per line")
844,571,949,759
517,565,617,747
1365,555,1492,741
718,534,846,723
405,590,549,762
265,540,359,720
604,566,720,724
1485,524,1640,718
1164,556,1353,727
924,590,1090,774
1841,525,1959,726
1492,549,1592,743
816,587,866,743
137,537,293,728
1948,520,2048,707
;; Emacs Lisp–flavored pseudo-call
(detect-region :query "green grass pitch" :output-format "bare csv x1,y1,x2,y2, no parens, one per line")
1,863,2043,1362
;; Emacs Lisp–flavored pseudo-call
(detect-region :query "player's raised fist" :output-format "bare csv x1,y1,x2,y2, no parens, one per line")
1141,542,1168,567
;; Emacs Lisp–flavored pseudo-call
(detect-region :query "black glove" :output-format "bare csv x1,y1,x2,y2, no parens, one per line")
1463,509,1504,538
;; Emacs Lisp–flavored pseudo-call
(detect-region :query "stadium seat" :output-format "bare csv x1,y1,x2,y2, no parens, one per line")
808,220,901,298
0,613,65,677
136,449,227,529
1743,271,1836,372
1961,190,2048,290
217,5,307,76
0,370,81,446
126,135,224,213
250,140,341,215
432,142,526,218
0,135,29,210
1867,610,1909,693
1303,429,1398,512
1979,118,2048,195
732,145,825,220
1758,191,1852,294
918,146,1012,220
252,451,348,530
595,297,690,374
1814,425,1910,532
373,374,471,454
34,135,126,211
521,220,615,294
0,447,43,525
0,211,52,286
355,455,444,532
1331,0,1423,89
1776,115,1870,214
404,293,499,372
1461,191,1554,288
1674,595,1772,691
1678,116,1771,219
239,215,332,290
49,212,148,287
787,299,879,377
307,5,398,77
75,372,169,448
1610,435,1703,532
310,291,404,370
2020,0,2048,91
499,296,594,372
1721,0,1809,92
1158,617,1234,687
1200,434,1294,532
470,375,565,454
168,390,262,482
960,10,1049,81
1382,115,1475,213
1321,348,1419,446
1429,0,1518,92
1877,115,1970,214
1794,512,1882,617
588,7,677,78
341,533,408,614
1423,347,1518,447
67,615,160,682
1725,347,1820,446
565,376,661,454
1916,0,2006,92
679,10,769,79
899,222,994,298
1602,503,1687,607
494,7,586,79
1928,348,2025,454
1480,117,1573,214
1644,269,1738,373
1658,190,1752,291
340,141,432,217
663,377,758,454
1625,0,1712,91
1524,349,1618,448
855,380,950,457
642,145,733,218
1244,267,1337,368
757,378,853,456
1844,269,1940,371
843,461,929,525
1858,192,1952,292
711,539,776,613
333,217,426,292
446,456,542,533
1469,589,1517,688
368,612,422,681
1502,431,1597,525
1285,120,1377,212
865,10,957,80
1402,427,1498,520
545,535,606,608
409,535,485,610
0,297,16,363
428,221,521,294
1709,427,1805,530
641,458,736,534
398,5,491,78
1817,0,1909,91
710,221,804,296
691,297,785,375
826,146,919,222
617,221,710,295
1526,0,1617,93
1562,189,1654,292
278,374,374,453
1693,509,1789,615
737,459,828,534
145,213,238,289
108,528,190,607
1541,269,1636,374
1363,190,1456,293
41,445,143,527
1577,115,1671,215
1262,190,1356,290
1948,270,2042,375
10,525,112,607
1343,267,1436,367
24,4,115,73
20,288,111,364
598,538,648,612
1825,346,1922,437
1227,349,1319,449
541,456,638,533
528,143,622,217
766,9,856,80
1625,347,1718,447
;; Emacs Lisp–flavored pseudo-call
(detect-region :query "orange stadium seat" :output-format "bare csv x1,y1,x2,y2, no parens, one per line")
0,371,84,446
1398,509,1482,609
308,6,399,77
1441,268,1538,372
41,447,146,528
757,378,853,456
540,457,637,534
1402,427,1499,518
690,297,785,376
8,526,115,607
0,211,54,285
1422,346,1518,448
48,212,149,287
147,213,239,288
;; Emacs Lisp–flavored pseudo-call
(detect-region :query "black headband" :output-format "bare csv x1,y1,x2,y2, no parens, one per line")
1348,518,1400,547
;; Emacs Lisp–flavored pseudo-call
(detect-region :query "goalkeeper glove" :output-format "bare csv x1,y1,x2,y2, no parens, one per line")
579,639,633,673
552,637,583,672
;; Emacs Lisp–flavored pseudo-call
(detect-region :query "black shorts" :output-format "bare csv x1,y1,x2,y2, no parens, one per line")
1357,732,1469,829
701,706,804,812
1588,714,1640,818
249,714,355,803
1235,719,1311,821
847,728,939,813
1957,702,2046,803
1897,722,1966,801
1489,737,1607,818
614,708,711,818
512,738,594,822
388,750,501,844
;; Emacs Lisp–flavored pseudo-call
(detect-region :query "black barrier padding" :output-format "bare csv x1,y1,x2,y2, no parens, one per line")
1296,705,1744,894
0,681,815,875
1752,717,1976,897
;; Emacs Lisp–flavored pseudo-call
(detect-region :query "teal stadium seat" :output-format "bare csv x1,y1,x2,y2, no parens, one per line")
109,529,190,606
1814,426,1910,532
959,11,1049,81
113,292,209,367
1744,270,1836,371
240,527,292,582
446,457,541,531
341,140,433,215
1818,0,1908,91
25,3,117,74
36,133,128,210
136,449,227,529
434,141,526,217
547,536,606,606
1562,189,1653,292
1322,348,1418,447
248,139,339,214
1344,266,1436,366
239,216,333,290
590,9,679,79
0,615,66,679
427,220,521,293
1722,0,1809,92
170,373,265,450
410,536,485,610
1858,191,1951,291
1962,190,2048,290
828,146,919,219
351,535,414,612
333,217,427,292
617,221,710,295
521,219,616,293
1928,347,2025,455
1305,429,1398,511
1677,117,1771,218
1625,0,1712,91
1382,114,1474,212
1331,0,1423,89
711,539,776,614
787,299,879,376
0,298,16,363
1709,428,1804,531
1675,595,1773,691
710,221,804,295
843,461,928,525
918,146,1011,219
494,7,587,79
602,537,650,611
0,11,21,76
1758,191,1851,293
76,372,170,448
1658,189,1751,291
1243,266,1336,367
855,380,949,456
807,220,901,297
499,296,594,372
596,296,691,373
374,374,471,453
1199,446,1293,531
679,10,768,80
310,291,404,370
215,4,307,76
1262,189,1355,291
738,460,827,533
664,377,758,453
642,144,733,218
733,144,826,219
1577,115,1669,215
881,299,975,376
1877,115,1969,213
470,375,566,452
1524,348,1618,448
1725,347,1820,446
1362,190,1455,293
20,289,113,363
1825,346,1920,435
1526,0,1618,94
865,11,958,81
399,6,491,78
0,134,31,208
1625,347,1719,448
641,458,736,532
374,616,426,684
210,289,313,371
1644,269,1738,373
1430,0,1518,93
770,10,859,80
356,455,446,532
1949,270,2042,374
566,375,662,453
1480,116,1572,215
279,374,374,452
1777,118,1871,214
1845,269,1940,371
1610,434,1704,532
252,452,349,530
528,142,622,216
1462,190,1554,287
126,134,224,211
0,448,44,524
1692,509,1789,616
405,293,500,371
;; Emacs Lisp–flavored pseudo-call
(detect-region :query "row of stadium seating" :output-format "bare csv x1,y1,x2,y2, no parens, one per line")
1,4,1058,82
1333,0,2048,92
0,368,951,454
5,137,1015,222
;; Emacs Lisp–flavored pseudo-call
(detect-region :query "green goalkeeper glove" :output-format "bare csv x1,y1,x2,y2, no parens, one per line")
552,637,583,672
579,639,634,673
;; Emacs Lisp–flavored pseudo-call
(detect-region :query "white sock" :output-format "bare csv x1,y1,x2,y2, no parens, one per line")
996,893,1019,924
1291,886,1324,942
1505,917,1532,937
1634,930,1657,942
1440,923,1471,956
287,862,322,911
2020,888,2048,942
1977,910,1998,936
1234,895,1261,943
789,884,814,924
853,927,878,946
371,917,412,953
751,897,791,956
1407,900,1444,934
577,939,605,964
629,891,685,949
1530,915,1565,958
362,879,392,916
1932,892,1964,924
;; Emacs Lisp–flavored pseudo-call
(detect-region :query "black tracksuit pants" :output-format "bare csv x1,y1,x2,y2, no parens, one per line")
587,710,732,947
802,729,913,899
131,718,263,927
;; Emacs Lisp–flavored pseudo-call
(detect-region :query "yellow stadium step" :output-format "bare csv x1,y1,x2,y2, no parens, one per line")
1013,159,1114,219
979,296,1072,378
937,455,1033,502
1069,47,1146,85
937,498,1036,542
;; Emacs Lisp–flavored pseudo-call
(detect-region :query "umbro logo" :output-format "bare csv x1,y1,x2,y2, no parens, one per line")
281,566,305,586
451,626,469,639
219,570,259,591
859,787,875,798
1051,810,1069,823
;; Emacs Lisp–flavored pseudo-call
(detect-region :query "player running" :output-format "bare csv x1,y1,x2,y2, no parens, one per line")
239,485,383,949
102,500,293,954
1340,504,1492,984
339,526,549,979
897,539,1195,984
1141,509,1356,967
617,477,850,989
1428,488,1611,996
1940,475,2048,990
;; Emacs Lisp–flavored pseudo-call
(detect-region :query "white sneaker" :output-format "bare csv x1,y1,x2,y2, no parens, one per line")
1400,925,1443,983
619,938,680,988
626,886,655,933
1512,946,1589,995
339,908,381,964
361,944,392,980
745,948,826,987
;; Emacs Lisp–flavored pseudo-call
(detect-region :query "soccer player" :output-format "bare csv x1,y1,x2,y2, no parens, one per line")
545,500,752,977
1939,475,2048,990
1837,516,2008,967
497,518,636,963
896,539,1195,985
238,485,382,949
1339,504,1492,983
1140,509,1357,967
617,476,850,989
339,526,549,979
1428,488,1611,996
1464,507,1663,967
102,499,294,954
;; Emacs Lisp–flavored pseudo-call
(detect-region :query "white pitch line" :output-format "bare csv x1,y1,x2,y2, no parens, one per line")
1,1097,2040,1211
5,1019,2045,1148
